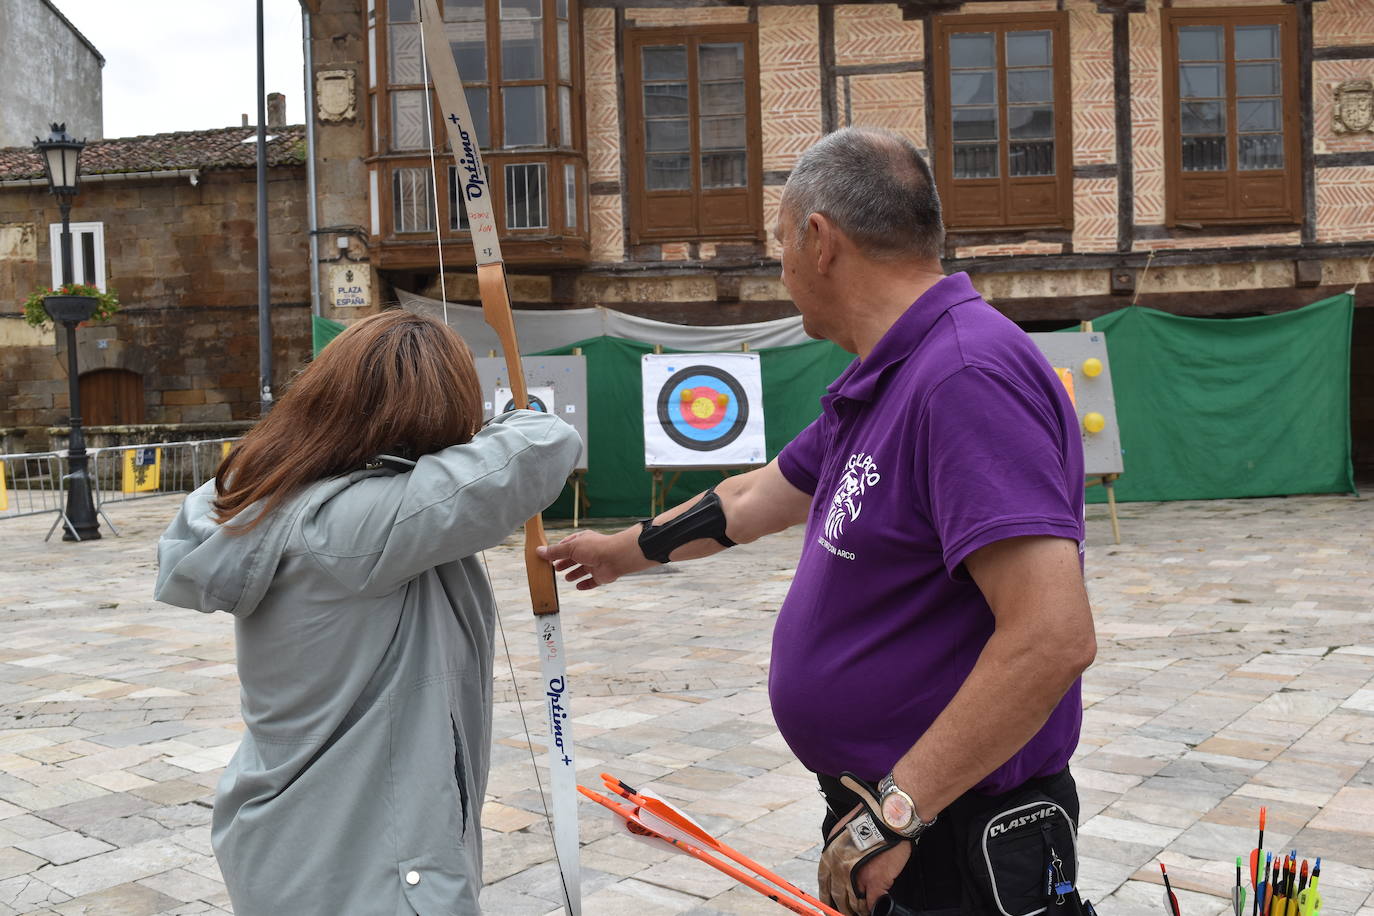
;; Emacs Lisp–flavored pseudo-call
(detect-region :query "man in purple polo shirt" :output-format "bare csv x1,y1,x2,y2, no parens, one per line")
539,127,1096,916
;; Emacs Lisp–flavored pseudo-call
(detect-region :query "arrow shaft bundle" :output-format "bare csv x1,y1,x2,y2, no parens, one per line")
581,774,846,916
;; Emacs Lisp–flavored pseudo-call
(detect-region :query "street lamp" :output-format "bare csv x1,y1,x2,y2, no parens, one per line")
35,122,100,541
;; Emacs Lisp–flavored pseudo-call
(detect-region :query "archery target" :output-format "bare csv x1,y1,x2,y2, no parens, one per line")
477,357,588,471
496,386,554,415
659,367,747,450
643,353,765,467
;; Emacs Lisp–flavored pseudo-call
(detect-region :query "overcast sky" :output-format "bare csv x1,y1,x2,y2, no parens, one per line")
58,0,307,139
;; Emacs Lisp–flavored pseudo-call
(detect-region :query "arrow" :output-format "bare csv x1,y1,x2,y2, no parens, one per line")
582,776,846,916
574,785,840,916
1296,857,1320,916
1161,862,1181,916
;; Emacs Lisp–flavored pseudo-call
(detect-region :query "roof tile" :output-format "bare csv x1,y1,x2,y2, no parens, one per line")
0,125,307,182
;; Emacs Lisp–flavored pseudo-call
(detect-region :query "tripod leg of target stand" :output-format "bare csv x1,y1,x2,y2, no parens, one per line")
665,471,682,514
1105,474,1121,545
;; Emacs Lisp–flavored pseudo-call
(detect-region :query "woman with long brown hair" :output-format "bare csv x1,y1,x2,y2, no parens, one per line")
154,309,580,915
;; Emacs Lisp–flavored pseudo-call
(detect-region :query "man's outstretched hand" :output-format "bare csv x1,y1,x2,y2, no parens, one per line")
536,528,650,590
539,462,807,591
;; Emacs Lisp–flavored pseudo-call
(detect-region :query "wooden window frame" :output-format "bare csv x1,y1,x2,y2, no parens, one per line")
931,11,1073,233
366,0,591,266
624,24,765,245
1162,6,1301,227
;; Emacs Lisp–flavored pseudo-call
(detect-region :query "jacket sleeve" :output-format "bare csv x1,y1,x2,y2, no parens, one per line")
299,410,582,596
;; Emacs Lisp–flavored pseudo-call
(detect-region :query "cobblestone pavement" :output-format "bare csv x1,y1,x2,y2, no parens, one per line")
1,492,1372,916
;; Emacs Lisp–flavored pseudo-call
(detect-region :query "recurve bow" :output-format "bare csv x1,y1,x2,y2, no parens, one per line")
417,2,580,911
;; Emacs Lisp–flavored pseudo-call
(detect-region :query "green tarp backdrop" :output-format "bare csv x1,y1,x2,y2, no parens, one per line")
313,314,346,354
1069,292,1356,503
536,336,852,517
313,315,850,517
312,290,1355,516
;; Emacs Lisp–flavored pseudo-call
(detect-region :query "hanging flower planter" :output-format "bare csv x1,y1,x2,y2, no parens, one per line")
23,283,119,328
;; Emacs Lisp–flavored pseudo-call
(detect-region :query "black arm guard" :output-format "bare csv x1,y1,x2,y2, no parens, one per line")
637,486,736,564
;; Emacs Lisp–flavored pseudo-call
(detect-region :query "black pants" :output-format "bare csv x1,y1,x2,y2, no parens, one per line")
817,768,1080,916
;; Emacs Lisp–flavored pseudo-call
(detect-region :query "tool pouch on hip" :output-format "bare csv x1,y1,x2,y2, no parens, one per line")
951,772,1087,916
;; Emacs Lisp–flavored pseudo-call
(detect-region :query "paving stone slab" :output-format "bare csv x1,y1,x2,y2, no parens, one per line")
3,493,1373,915
13,830,115,866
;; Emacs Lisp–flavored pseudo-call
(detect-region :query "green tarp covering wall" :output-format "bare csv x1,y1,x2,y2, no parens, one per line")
313,315,346,354
314,292,1356,515
314,314,850,517
1072,292,1356,503
536,336,852,518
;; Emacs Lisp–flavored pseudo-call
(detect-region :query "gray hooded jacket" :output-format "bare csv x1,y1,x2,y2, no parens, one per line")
154,411,581,915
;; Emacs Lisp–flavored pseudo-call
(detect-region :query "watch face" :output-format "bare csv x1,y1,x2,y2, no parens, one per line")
882,793,914,830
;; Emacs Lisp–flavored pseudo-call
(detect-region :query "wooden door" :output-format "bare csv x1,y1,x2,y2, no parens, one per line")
79,369,144,426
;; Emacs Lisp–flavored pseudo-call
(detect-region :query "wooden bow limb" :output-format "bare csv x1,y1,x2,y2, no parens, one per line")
417,1,579,912
477,266,560,612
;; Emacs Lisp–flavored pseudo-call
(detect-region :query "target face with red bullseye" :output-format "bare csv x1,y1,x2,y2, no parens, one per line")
502,395,549,413
656,366,749,451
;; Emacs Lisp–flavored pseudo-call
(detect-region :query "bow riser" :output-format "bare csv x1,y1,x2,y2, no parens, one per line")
418,2,579,911
477,265,559,614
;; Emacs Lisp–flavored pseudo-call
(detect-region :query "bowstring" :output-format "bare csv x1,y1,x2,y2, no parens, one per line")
417,9,448,326
418,5,568,904
481,552,567,901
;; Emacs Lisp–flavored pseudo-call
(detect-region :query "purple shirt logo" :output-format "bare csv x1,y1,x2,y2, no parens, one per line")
825,452,881,542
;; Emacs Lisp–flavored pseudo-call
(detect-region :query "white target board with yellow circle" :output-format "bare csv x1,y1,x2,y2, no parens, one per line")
1028,332,1123,476
642,353,766,467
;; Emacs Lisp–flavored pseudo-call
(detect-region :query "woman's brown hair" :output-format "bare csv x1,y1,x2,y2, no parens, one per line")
213,309,483,531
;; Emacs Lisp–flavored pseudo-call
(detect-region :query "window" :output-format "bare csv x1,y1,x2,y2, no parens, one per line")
932,13,1071,231
563,162,576,230
1163,6,1299,224
48,222,106,291
393,167,435,233
505,162,548,229
369,0,588,262
625,25,763,242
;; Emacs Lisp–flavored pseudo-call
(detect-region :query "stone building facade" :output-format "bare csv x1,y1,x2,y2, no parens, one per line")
0,0,104,147
303,0,1374,467
0,127,312,450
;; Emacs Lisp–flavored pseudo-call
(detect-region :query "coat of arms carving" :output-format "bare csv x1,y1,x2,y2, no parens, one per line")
1334,78,1373,134
316,70,357,123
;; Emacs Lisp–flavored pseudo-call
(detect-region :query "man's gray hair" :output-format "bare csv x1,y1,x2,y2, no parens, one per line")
783,127,944,261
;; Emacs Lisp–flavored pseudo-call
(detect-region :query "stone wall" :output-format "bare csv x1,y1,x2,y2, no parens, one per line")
312,0,1374,327
0,166,311,435
308,0,375,321
569,1,1374,306
0,1,103,146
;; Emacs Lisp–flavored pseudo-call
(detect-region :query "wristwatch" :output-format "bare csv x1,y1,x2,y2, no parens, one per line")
877,773,936,839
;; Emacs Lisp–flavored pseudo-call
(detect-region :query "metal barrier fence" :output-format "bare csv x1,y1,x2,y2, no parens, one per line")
0,438,240,541
89,438,240,511
0,451,81,540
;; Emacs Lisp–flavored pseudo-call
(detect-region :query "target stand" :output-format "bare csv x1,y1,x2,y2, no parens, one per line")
1028,323,1124,544
647,464,764,518
477,353,591,525
641,350,768,517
